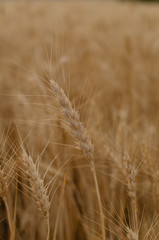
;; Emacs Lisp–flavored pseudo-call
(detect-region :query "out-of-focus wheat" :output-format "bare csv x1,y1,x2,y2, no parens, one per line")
123,150,138,235
0,165,12,235
0,167,8,201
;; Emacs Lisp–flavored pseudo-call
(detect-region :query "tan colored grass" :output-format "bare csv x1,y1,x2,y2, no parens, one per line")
0,1,159,240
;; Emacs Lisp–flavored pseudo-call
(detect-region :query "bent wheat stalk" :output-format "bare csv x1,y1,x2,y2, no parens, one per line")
50,79,106,240
22,150,50,240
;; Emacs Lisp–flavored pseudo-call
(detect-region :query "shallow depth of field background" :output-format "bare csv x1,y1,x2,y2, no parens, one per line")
1,2,159,240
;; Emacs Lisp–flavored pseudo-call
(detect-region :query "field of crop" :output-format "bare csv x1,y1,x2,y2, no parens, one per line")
0,1,159,240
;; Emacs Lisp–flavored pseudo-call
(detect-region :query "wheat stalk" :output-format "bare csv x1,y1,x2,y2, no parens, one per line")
50,79,106,240
21,150,50,240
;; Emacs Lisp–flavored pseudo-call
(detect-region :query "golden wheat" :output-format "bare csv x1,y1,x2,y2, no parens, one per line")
0,1,159,240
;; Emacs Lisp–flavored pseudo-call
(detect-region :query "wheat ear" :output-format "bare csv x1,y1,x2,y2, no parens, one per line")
0,167,12,234
22,150,50,240
50,79,106,240
50,80,94,160
123,150,138,235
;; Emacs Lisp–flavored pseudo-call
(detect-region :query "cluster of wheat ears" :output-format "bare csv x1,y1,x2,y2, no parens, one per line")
1,78,139,240
1,1,159,240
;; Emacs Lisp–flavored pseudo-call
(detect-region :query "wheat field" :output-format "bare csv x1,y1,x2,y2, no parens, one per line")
0,1,159,240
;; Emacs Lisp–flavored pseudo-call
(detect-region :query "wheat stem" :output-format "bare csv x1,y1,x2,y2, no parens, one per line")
53,170,67,240
91,161,106,240
46,213,50,240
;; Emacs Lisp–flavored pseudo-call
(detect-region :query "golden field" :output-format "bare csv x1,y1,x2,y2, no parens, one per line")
0,1,159,240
